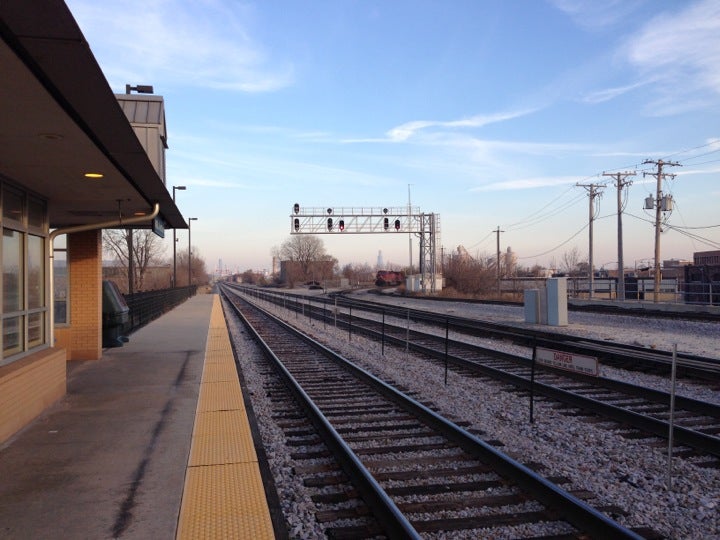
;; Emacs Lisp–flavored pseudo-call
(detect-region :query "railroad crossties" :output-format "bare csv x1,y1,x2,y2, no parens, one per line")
222,285,719,539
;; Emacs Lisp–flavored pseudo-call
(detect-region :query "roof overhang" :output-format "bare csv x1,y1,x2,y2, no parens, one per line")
0,1,186,230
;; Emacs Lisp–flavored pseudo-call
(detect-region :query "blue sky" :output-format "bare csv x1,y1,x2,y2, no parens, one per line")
66,0,720,275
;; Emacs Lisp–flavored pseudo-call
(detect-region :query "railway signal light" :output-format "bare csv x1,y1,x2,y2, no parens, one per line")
383,217,389,230
293,203,300,214
394,219,401,231
294,218,300,231
327,217,333,231
339,219,345,231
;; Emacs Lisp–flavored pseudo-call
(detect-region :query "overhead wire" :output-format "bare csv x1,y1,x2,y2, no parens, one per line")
517,222,588,260
504,184,579,230
466,230,494,251
480,139,719,265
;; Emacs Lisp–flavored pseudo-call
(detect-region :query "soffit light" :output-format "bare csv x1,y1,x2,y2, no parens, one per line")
38,133,63,140
84,172,104,179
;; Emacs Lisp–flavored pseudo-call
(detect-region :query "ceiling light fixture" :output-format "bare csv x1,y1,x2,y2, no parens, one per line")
38,133,63,140
84,172,104,179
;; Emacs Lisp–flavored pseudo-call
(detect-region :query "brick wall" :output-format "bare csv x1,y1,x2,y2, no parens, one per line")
0,348,66,444
54,230,102,360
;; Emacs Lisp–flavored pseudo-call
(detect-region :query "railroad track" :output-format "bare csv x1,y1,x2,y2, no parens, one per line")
235,285,720,381
222,287,655,539
228,285,720,466
334,293,720,382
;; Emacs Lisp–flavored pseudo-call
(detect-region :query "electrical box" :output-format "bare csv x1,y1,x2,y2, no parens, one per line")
524,289,540,323
661,195,673,211
546,277,568,327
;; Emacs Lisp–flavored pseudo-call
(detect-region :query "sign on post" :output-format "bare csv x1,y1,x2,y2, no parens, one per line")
536,347,598,376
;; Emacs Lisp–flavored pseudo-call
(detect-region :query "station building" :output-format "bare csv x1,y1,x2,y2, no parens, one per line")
0,3,186,443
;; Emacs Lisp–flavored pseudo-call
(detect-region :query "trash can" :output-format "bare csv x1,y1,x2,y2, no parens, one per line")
102,280,129,347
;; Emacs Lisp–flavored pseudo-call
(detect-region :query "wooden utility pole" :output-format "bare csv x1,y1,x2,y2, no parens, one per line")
494,226,504,294
602,171,635,302
576,183,603,299
643,160,680,303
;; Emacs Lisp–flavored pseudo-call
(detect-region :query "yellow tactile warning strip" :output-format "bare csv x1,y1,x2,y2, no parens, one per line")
176,295,275,540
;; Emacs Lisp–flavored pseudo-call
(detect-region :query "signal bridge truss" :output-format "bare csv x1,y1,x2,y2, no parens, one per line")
290,205,441,293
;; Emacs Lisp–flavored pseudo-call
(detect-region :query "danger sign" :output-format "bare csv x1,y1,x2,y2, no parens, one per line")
535,347,599,376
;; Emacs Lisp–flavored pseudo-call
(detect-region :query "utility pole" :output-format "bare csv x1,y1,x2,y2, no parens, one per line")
643,159,680,303
407,184,413,275
494,226,504,294
127,230,134,294
602,171,635,302
576,183,603,299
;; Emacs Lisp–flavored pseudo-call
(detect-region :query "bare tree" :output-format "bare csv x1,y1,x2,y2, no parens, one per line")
443,251,496,295
278,236,327,274
176,247,209,286
561,246,585,275
341,262,375,285
103,229,166,293
275,235,338,286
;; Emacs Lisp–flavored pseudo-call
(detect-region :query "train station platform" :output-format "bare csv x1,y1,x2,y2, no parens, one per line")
0,294,276,539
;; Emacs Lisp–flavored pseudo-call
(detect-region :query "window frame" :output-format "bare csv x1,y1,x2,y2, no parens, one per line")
0,182,49,366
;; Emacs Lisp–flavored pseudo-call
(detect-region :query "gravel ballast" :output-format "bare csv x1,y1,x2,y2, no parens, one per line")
226,292,719,539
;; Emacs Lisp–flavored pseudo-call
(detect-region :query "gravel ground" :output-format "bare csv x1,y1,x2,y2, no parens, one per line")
227,291,720,540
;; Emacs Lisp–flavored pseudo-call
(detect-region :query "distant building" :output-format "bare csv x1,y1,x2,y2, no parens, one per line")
683,251,720,305
662,258,692,279
279,260,335,286
694,250,720,265
504,246,517,276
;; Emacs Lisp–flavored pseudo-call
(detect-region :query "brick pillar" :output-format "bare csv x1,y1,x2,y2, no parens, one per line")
66,229,102,360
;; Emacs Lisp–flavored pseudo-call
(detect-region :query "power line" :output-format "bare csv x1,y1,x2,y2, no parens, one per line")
666,225,720,250
664,139,720,160
517,222,588,260
504,185,579,230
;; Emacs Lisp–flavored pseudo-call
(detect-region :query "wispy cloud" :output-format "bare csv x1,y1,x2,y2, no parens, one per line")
386,110,537,142
622,0,720,115
470,176,582,192
344,109,537,144
550,0,643,30
580,80,650,104
66,0,293,92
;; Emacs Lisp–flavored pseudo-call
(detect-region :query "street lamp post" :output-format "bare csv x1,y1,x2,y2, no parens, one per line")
188,217,197,287
172,186,186,287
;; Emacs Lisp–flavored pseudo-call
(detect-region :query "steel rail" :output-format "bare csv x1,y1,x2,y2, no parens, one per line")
221,285,645,539
230,285,720,458
222,292,420,539
325,305,720,459
237,285,720,379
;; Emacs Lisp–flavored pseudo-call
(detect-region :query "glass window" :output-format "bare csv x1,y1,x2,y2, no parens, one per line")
2,185,24,224
53,236,69,325
1,182,49,364
28,312,43,349
28,235,44,309
3,316,23,357
28,198,46,230
3,229,23,313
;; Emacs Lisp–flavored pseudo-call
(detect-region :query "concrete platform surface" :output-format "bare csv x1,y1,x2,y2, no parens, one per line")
0,294,215,540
